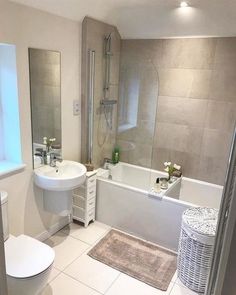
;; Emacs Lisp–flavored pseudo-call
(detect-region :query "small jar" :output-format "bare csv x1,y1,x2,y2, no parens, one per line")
160,177,168,190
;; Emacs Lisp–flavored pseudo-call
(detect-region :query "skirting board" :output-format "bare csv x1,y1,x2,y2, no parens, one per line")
35,214,72,242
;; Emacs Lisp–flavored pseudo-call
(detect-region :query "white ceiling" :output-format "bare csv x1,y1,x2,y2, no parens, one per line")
9,0,236,39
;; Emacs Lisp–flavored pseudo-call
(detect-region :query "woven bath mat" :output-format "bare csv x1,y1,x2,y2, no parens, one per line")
88,229,176,291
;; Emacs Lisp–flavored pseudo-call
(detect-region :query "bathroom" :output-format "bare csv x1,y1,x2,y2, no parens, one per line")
0,0,236,294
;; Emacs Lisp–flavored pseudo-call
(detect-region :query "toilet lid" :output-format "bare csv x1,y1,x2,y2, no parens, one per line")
5,235,55,278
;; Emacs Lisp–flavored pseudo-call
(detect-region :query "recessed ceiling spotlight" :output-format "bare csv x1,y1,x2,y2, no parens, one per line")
180,1,189,7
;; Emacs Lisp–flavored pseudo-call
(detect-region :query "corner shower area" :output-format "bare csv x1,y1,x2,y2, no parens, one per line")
81,17,235,252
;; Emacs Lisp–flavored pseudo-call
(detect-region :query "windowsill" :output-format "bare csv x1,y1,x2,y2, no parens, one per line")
118,123,136,133
0,161,26,178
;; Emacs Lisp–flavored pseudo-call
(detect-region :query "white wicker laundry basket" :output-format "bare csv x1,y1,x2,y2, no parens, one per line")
177,207,218,294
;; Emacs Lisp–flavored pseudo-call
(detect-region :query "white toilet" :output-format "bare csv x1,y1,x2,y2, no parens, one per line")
1,191,55,295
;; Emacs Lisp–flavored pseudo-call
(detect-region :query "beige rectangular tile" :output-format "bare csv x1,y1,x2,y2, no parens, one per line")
161,38,216,69
106,273,174,295
44,231,89,271
201,129,232,158
205,101,236,133
121,39,163,69
61,221,111,245
151,148,171,171
170,283,198,295
156,96,208,128
41,273,100,295
214,37,236,70
198,155,229,185
154,123,203,155
64,253,120,294
189,70,212,99
158,69,193,97
209,69,236,101
134,120,155,144
128,143,153,167
169,151,200,180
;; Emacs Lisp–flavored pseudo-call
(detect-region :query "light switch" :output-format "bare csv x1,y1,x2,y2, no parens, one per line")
73,100,80,116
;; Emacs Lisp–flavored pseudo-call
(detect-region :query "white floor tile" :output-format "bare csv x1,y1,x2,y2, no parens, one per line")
41,273,100,295
48,267,60,283
170,284,198,295
44,231,89,270
106,273,174,295
62,221,111,245
64,252,120,294
171,271,178,283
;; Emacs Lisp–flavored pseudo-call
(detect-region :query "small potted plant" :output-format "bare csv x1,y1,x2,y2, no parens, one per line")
164,162,182,183
43,137,56,153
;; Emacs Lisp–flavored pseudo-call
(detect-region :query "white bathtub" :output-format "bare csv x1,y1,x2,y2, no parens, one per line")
96,162,223,251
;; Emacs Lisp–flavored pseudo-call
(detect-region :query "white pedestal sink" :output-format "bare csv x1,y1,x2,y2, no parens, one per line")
34,161,87,216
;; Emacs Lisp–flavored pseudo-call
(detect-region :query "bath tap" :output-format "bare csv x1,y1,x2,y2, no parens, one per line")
49,152,63,167
103,158,113,170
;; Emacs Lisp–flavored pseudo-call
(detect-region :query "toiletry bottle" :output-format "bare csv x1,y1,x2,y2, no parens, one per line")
154,178,161,192
112,146,120,164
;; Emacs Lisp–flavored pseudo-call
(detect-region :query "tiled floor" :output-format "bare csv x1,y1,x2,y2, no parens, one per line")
41,221,198,295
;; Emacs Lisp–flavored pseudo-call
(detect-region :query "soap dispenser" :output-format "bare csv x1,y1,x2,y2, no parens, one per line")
112,146,120,164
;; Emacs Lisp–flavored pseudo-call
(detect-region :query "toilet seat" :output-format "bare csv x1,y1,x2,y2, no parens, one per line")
5,235,55,279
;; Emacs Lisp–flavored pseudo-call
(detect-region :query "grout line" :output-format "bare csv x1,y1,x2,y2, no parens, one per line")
168,281,175,295
60,243,90,272
61,271,104,295
60,223,111,246
61,229,113,273
103,273,121,294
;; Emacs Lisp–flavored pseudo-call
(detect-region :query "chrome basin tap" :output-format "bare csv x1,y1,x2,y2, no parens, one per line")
50,152,63,167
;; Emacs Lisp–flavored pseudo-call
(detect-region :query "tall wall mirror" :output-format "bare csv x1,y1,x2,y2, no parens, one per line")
29,48,61,168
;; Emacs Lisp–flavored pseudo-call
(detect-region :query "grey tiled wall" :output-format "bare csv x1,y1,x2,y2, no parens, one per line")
118,38,236,185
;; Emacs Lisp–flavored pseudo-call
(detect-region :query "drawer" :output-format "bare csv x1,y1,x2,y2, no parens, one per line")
87,197,96,211
87,186,96,199
72,206,85,220
87,208,95,220
87,175,96,188
73,195,85,208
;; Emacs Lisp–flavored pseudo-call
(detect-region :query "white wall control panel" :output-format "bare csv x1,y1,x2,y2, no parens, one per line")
73,100,80,116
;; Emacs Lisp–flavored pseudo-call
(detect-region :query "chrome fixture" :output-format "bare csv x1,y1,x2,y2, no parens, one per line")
103,158,113,170
101,33,117,130
88,50,95,164
34,148,47,165
104,33,112,94
49,152,63,167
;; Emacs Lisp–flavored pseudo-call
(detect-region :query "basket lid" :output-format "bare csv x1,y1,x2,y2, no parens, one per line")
182,207,218,237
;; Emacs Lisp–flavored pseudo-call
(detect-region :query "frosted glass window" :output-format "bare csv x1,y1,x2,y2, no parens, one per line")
0,43,23,175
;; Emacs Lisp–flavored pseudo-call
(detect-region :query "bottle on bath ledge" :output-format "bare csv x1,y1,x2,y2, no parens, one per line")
112,146,120,164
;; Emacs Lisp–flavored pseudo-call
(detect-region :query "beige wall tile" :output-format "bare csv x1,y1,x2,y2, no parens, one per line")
151,147,171,171
156,96,208,127
201,129,232,158
209,69,236,102
214,37,236,70
162,38,216,69
205,101,236,133
189,70,212,99
158,69,193,97
198,155,228,185
154,123,203,155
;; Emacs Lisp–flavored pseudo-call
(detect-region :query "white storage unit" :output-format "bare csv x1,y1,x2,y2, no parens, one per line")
177,207,218,294
72,171,97,227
